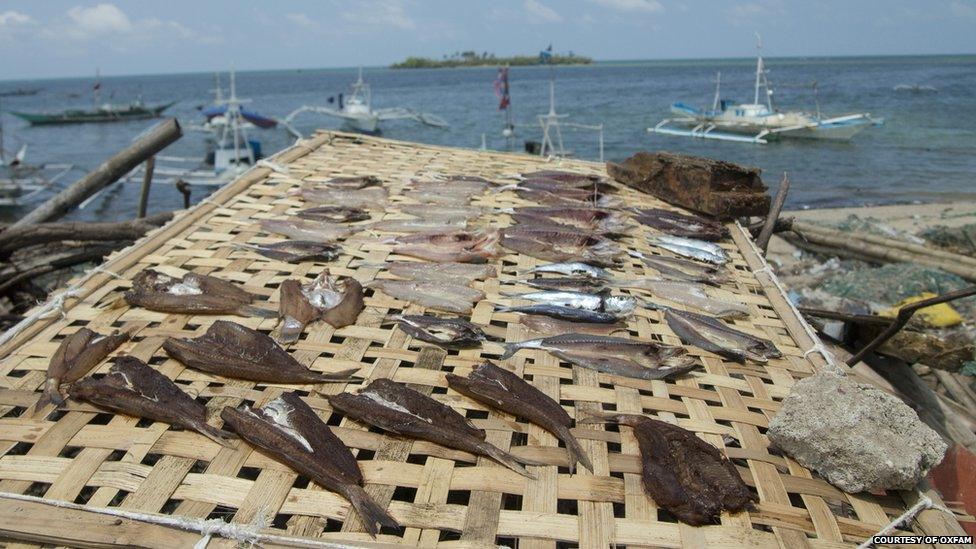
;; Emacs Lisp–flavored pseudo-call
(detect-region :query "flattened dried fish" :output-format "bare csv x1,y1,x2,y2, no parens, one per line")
297,186,388,209
521,170,601,184
296,206,371,223
328,379,535,478
409,179,489,195
124,269,272,317
393,314,486,348
634,208,728,241
368,279,484,314
384,261,496,284
501,333,698,381
501,227,621,266
629,250,729,286
447,361,592,472
369,218,467,233
398,204,483,221
36,328,130,411
504,290,636,317
511,207,632,234
316,175,381,189
234,241,341,263
221,392,399,536
515,188,616,208
260,218,359,241
664,308,780,363
612,279,748,319
163,320,357,383
391,230,500,263
527,262,608,279
581,413,755,525
518,315,628,337
520,277,606,292
278,270,364,343
496,304,628,324
655,235,729,265
70,356,233,446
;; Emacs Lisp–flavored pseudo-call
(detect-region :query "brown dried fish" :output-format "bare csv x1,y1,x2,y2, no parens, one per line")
501,227,621,266
664,308,780,363
518,178,617,194
520,277,606,292
612,279,749,319
393,314,486,348
447,362,593,472
163,320,356,383
124,269,272,317
518,315,628,337
296,206,371,223
369,218,467,233
317,175,381,189
260,218,359,241
397,204,483,221
384,261,496,284
233,241,341,263
390,230,500,263
328,379,535,478
409,179,489,195
278,270,364,343
35,328,130,411
501,333,699,381
511,207,632,234
297,186,388,209
221,392,399,536
70,356,233,446
581,413,755,525
367,279,484,314
632,252,729,286
634,208,728,241
520,170,600,184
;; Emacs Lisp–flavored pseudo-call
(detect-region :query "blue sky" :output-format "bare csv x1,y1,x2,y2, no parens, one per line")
0,0,974,79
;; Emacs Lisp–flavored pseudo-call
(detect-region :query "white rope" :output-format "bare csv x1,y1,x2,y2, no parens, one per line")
0,491,360,549
88,265,123,279
0,288,84,348
256,159,290,175
856,494,955,548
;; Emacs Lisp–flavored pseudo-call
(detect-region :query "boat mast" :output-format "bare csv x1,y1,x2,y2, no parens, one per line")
93,67,102,108
753,35,763,106
712,71,721,111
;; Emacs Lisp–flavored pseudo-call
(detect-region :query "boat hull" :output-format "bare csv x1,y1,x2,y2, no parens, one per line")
342,115,380,134
11,102,175,126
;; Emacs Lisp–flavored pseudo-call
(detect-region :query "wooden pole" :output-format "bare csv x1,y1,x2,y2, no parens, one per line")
11,119,181,228
137,155,156,218
757,172,789,254
0,212,172,256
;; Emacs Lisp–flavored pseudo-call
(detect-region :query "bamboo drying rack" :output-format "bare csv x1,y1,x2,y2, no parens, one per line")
0,131,966,548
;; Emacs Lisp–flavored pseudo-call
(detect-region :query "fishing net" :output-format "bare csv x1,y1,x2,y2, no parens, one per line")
917,223,976,257
819,263,976,316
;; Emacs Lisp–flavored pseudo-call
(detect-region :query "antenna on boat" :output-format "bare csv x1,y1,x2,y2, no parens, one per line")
712,71,722,111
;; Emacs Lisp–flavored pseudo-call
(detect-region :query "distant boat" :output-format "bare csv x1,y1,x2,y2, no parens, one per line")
10,100,175,126
894,84,937,93
0,88,41,98
648,35,880,144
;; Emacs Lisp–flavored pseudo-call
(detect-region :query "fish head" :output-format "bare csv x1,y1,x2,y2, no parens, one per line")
603,296,636,316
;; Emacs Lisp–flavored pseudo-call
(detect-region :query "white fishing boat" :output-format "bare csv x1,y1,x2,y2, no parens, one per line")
648,36,879,144
283,68,447,136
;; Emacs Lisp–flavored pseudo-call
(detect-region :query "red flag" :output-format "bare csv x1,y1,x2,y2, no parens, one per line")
494,67,510,110
93,82,101,91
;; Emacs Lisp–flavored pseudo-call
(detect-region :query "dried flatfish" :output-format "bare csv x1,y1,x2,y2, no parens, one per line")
581,413,755,525
392,314,486,348
233,241,341,263
634,208,728,241
496,304,629,324
278,270,364,343
328,379,535,478
70,356,233,446
369,218,467,233
447,361,593,472
401,190,474,206
124,269,272,317
501,227,621,266
316,175,381,189
260,218,359,241
221,392,399,536
515,188,617,207
367,279,484,314
630,251,729,286
384,261,496,284
390,230,500,263
36,328,130,411
613,279,748,319
511,207,632,234
296,206,371,223
398,204,483,221
518,179,617,195
521,170,600,184
518,315,628,337
409,179,489,195
164,320,357,383
297,186,388,209
527,262,608,279
654,235,729,265
501,333,698,381
520,277,606,292
664,308,780,363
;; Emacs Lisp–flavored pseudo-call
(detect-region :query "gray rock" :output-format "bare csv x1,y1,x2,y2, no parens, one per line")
768,371,947,493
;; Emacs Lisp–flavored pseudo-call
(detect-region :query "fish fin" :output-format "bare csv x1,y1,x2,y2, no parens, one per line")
315,368,361,382
498,342,521,360
643,302,671,312
575,409,619,426
33,382,64,418
380,314,403,326
345,484,400,537
556,425,594,474
477,441,537,480
195,423,237,448
237,305,278,319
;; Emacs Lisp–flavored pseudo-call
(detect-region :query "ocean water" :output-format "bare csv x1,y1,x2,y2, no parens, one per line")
1,55,974,222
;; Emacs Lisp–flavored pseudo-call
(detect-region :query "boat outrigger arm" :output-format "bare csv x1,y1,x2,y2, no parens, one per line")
281,105,448,138
648,112,877,145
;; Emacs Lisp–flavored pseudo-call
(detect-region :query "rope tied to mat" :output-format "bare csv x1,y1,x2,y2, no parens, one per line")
88,265,124,279
193,513,267,549
0,288,85,348
856,494,955,548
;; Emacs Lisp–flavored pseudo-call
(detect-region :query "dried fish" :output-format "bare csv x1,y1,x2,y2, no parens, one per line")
260,218,359,241
501,227,621,266
368,279,484,314
518,179,617,195
520,277,606,292
163,320,357,383
328,379,535,478
501,333,698,381
654,235,729,265
511,207,632,234
515,188,618,208
296,206,371,223
582,413,755,525
634,208,728,241
297,186,388,209
221,392,399,536
124,269,272,317
496,304,629,324
447,361,593,472
527,262,608,279
36,328,130,411
384,261,496,284
316,175,381,189
521,170,601,184
390,230,500,263
393,314,486,348
504,289,636,316
409,179,489,195
70,356,233,446
612,280,748,319
278,270,364,343
630,251,729,286
233,241,341,263
369,218,467,233
518,315,629,337
397,204,483,221
664,308,780,363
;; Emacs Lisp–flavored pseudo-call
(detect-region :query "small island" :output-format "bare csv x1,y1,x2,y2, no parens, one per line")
391,50,592,69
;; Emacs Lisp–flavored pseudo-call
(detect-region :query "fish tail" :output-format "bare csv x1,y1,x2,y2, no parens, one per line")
575,409,624,426
33,381,64,417
498,342,521,360
380,314,403,326
237,305,278,319
477,442,537,480
314,367,361,382
195,423,237,448
556,425,594,474
345,484,400,537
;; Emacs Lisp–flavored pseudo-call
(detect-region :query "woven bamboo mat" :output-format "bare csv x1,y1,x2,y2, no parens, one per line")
0,131,965,548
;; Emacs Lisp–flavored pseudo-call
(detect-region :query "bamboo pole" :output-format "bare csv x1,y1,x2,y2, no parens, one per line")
757,172,790,253
794,221,976,269
0,212,172,256
137,155,156,218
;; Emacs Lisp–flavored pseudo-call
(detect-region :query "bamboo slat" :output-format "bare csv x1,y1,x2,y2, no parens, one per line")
0,131,964,548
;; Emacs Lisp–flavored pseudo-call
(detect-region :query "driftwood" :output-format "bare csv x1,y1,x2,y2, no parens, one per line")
756,173,789,253
606,151,770,219
137,156,156,218
0,212,172,257
0,241,128,295
747,216,793,238
12,119,181,227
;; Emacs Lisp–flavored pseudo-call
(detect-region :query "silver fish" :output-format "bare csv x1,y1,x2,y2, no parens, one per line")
495,304,629,323
503,290,604,310
665,308,781,363
612,279,749,319
526,262,608,279
654,236,729,265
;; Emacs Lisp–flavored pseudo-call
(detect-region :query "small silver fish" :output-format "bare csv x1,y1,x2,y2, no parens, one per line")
654,236,729,265
503,290,604,310
527,262,608,279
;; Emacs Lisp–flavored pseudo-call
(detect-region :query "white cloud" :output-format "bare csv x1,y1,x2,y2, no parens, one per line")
590,0,663,13
285,13,317,29
340,0,417,31
0,10,34,27
524,0,563,23
725,1,783,26
66,3,132,37
948,1,976,20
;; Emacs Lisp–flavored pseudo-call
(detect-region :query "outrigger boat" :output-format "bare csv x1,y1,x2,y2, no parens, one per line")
648,37,879,144
0,111,74,206
283,68,447,136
